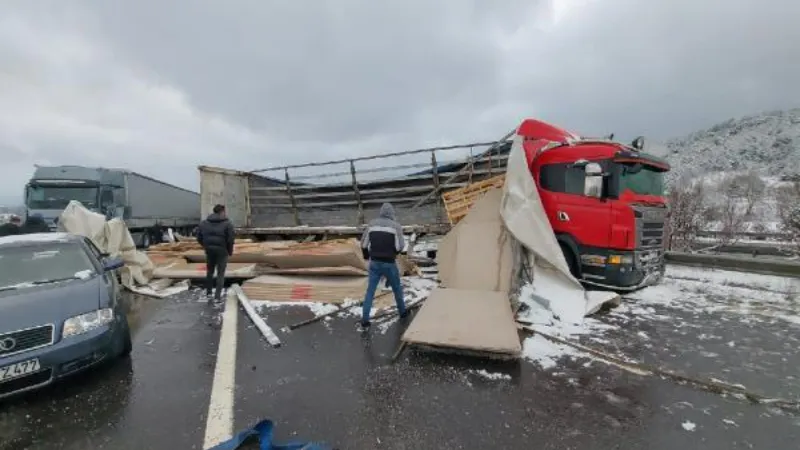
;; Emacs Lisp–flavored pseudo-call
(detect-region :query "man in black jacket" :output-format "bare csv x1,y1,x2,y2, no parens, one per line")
197,204,235,300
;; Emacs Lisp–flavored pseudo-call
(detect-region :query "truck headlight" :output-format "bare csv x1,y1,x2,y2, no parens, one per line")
608,255,634,265
62,308,114,338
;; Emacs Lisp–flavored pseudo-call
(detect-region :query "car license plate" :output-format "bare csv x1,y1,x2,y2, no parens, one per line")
0,359,41,382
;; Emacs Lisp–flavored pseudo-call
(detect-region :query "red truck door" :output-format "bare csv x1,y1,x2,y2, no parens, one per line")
536,160,612,250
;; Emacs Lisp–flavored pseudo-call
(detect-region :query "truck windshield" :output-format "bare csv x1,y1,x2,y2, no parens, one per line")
27,186,98,210
619,163,665,197
0,243,96,291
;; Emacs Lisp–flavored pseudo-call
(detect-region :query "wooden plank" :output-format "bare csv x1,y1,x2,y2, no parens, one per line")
232,285,281,347
441,174,506,225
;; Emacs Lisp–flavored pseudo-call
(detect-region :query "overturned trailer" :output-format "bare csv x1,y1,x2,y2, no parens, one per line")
199,135,514,237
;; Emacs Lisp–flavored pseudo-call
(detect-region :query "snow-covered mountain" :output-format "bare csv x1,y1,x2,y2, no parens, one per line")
660,109,800,183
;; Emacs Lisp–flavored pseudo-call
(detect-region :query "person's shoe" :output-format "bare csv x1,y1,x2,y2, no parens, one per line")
360,320,371,329
399,310,409,319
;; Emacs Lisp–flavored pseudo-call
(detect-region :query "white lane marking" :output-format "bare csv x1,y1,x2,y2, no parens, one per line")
203,290,238,448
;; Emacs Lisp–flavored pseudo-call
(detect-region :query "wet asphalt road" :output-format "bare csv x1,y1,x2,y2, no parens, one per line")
2,278,800,449
0,290,220,450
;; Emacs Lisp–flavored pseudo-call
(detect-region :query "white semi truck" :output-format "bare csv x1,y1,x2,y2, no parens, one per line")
25,165,201,248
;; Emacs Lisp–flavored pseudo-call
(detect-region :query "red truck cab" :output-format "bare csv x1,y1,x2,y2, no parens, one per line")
518,119,670,290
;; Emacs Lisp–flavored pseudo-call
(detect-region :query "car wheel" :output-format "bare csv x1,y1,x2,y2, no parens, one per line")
559,243,580,278
120,319,133,357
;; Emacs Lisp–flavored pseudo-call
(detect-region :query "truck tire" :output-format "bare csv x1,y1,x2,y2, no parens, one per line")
141,232,151,249
559,243,580,278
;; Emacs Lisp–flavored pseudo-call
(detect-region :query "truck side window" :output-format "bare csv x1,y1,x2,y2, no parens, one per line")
100,190,114,206
113,188,125,205
539,163,585,195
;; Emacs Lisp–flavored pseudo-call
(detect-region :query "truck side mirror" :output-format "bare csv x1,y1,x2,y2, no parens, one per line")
584,162,604,198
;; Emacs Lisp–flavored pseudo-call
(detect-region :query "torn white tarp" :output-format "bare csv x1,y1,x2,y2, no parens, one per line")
500,134,617,323
58,201,155,290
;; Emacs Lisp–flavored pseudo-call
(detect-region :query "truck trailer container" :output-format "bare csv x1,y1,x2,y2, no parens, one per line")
199,118,671,290
25,165,201,247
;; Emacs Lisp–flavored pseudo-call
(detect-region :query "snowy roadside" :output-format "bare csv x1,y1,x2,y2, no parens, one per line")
519,265,800,399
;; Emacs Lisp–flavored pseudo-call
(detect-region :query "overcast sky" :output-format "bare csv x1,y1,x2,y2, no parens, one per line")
1,0,799,206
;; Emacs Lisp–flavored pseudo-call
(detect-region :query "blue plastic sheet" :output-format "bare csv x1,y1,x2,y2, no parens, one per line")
208,419,332,450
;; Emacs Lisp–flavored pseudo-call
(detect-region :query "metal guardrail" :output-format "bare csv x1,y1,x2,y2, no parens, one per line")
665,252,800,278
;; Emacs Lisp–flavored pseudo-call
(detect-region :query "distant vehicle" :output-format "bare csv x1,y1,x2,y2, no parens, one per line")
0,233,131,400
25,165,201,248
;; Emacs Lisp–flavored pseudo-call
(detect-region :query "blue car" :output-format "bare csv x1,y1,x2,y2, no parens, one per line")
0,232,132,399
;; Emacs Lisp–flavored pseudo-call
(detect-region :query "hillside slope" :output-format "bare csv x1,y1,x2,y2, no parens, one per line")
663,109,800,182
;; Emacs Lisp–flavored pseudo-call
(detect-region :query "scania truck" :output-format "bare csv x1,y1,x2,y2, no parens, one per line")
519,119,670,290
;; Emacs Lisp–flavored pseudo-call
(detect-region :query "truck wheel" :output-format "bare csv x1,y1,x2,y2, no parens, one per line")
141,233,151,249
559,243,580,278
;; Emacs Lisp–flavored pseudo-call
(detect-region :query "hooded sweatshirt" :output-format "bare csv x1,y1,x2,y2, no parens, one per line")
360,203,405,262
197,213,235,255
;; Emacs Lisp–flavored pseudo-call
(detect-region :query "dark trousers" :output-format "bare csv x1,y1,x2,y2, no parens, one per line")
205,247,229,299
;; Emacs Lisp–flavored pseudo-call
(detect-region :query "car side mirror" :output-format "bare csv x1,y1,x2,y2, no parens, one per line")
102,257,125,272
584,162,604,198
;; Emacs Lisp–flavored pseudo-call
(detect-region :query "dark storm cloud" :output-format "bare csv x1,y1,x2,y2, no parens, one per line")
505,0,800,139
80,0,541,142
1,0,799,205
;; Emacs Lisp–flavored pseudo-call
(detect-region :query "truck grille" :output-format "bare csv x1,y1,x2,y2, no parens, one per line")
634,206,667,250
0,325,55,357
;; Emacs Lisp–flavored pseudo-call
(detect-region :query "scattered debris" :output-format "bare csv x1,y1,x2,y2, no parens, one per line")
231,284,281,347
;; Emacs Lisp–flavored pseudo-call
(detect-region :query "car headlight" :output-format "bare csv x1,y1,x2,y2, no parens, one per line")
62,308,114,338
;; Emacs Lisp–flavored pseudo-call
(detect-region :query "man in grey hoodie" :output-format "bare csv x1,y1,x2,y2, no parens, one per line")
359,202,407,328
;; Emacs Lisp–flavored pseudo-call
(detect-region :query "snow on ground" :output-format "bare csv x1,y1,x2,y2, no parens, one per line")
627,265,800,326
467,369,512,381
519,265,800,371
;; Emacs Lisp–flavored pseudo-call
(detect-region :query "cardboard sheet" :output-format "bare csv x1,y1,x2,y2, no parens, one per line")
153,262,257,279
436,189,514,293
257,266,368,276
402,288,522,357
241,274,368,303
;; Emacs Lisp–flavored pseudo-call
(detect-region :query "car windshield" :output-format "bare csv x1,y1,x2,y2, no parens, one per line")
619,163,665,196
0,242,96,291
27,186,98,210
